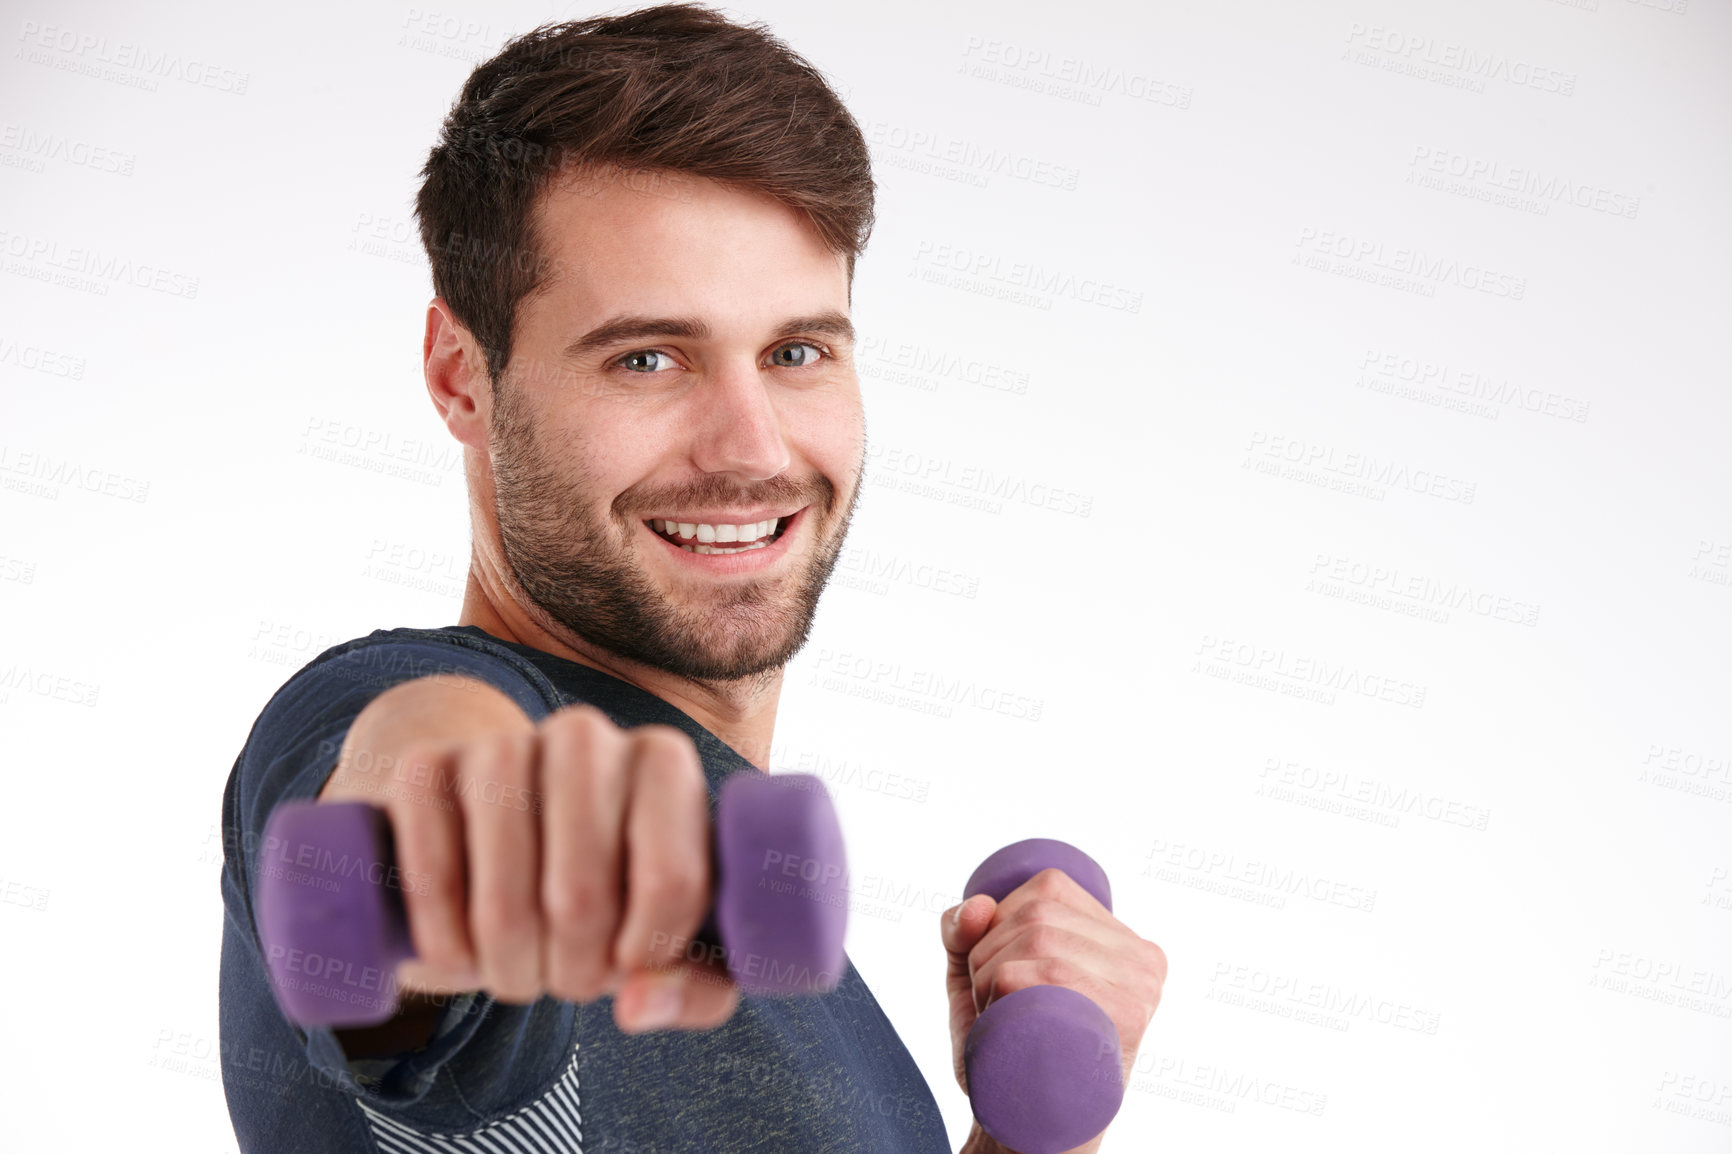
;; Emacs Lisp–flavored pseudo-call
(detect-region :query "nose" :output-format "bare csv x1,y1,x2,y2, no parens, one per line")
689,360,792,481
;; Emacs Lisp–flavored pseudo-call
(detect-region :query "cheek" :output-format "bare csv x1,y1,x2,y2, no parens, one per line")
554,412,657,486
792,390,865,480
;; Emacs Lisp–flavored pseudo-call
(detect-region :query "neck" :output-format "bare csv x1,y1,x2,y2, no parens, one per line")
455,563,782,770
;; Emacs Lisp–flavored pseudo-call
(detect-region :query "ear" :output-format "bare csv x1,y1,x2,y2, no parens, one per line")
424,298,492,451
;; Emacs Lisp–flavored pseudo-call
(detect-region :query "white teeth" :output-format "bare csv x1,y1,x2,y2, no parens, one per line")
693,541,769,555
654,518,781,543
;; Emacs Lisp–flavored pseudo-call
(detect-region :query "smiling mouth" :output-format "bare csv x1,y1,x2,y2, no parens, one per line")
644,513,795,555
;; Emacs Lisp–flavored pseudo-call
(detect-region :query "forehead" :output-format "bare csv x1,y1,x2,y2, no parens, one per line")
526,164,848,316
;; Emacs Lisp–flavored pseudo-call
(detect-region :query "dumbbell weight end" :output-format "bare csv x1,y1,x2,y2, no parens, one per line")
255,771,847,1029
962,838,1124,1154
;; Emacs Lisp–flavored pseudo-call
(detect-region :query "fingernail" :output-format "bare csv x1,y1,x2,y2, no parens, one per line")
951,900,966,928
632,975,683,1030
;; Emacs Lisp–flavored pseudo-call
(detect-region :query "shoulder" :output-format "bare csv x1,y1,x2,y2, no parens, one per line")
261,625,566,730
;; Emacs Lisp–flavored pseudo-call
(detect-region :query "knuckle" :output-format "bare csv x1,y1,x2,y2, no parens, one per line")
630,726,702,775
992,955,1077,994
1021,923,1068,958
983,959,1033,1005
543,874,609,927
388,743,450,799
416,929,467,974
483,729,533,772
636,722,696,752
471,896,535,945
549,725,626,787
1038,956,1083,986
396,820,461,907
1004,896,1056,932
1027,868,1071,898
972,970,994,1007
421,870,464,916
639,857,708,912
396,737,451,767
461,732,520,789
546,702,612,739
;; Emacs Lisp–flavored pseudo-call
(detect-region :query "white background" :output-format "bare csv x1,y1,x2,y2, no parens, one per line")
2,0,1729,1150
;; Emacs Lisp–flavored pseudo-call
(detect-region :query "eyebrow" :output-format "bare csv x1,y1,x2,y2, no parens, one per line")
562,311,855,361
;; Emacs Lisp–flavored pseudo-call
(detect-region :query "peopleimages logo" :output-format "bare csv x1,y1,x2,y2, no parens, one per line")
805,647,1045,723
1407,146,1640,219
0,229,200,299
0,334,86,379
1343,22,1576,95
1294,228,1526,301
15,19,251,94
959,36,1194,109
0,122,136,175
1244,430,1477,506
1356,348,1591,424
911,240,1143,313
1143,836,1379,914
1194,632,1428,709
867,443,1094,517
858,335,1031,396
0,444,149,503
1209,961,1444,1035
1258,757,1492,831
1306,552,1540,628
864,120,1081,191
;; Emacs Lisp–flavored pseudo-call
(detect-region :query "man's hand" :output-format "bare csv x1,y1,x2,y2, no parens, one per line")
941,869,1167,1153
320,684,738,1037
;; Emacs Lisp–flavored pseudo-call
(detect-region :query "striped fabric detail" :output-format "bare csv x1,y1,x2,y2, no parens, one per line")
356,1045,584,1153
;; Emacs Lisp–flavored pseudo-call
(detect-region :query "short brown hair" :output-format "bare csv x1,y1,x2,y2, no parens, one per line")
414,3,875,382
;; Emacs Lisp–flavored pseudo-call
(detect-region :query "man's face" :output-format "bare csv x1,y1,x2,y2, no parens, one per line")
485,166,865,683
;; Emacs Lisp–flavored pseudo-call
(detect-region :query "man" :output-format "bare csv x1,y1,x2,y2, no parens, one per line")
218,5,1166,1151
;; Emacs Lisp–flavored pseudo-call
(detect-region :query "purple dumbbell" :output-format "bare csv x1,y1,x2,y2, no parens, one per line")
254,771,848,1028
962,838,1122,1154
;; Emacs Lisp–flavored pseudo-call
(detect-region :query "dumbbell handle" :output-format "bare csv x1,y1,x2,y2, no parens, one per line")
254,771,848,1028
962,838,1123,1154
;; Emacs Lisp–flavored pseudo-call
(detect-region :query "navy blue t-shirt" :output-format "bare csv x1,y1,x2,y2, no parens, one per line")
218,624,949,1153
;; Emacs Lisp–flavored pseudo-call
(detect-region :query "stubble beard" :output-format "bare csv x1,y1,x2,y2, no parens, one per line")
488,379,862,684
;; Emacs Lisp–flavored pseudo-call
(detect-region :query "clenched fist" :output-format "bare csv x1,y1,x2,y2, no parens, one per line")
319,679,737,1036
941,869,1168,1152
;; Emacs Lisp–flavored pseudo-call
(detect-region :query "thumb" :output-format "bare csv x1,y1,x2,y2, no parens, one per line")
942,893,997,966
942,893,997,1094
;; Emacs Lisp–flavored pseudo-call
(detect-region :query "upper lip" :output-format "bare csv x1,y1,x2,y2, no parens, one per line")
642,507,802,525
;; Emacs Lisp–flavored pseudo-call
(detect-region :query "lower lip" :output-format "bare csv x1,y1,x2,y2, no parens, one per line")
643,507,807,575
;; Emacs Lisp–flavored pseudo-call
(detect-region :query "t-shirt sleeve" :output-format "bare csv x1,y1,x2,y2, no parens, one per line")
220,629,564,1103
